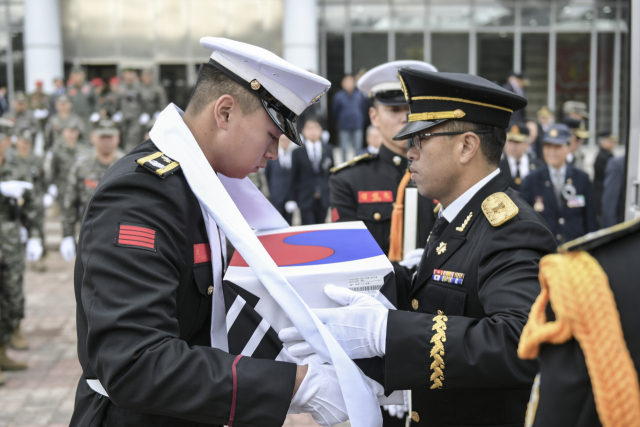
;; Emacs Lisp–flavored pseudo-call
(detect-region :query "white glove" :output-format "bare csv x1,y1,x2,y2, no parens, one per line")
19,227,28,244
26,238,43,262
89,111,100,123
33,108,49,119
279,285,389,360
138,112,150,125
112,111,123,122
0,180,33,199
290,355,384,426
60,236,76,262
284,200,298,214
43,193,54,208
384,390,408,419
47,184,58,198
398,248,424,268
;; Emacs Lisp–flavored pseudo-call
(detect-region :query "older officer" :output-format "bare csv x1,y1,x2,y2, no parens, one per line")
498,123,544,192
69,38,368,427
282,70,558,426
330,60,438,257
521,124,597,244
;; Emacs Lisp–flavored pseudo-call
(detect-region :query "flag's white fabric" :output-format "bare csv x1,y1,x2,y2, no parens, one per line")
150,104,382,427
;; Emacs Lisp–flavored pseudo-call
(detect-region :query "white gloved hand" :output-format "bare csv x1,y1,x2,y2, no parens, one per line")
279,285,389,359
0,180,33,199
138,112,150,125
47,184,58,198
60,236,76,262
290,355,384,426
89,112,100,123
26,238,43,262
19,227,28,244
398,248,424,268
33,108,49,119
384,390,409,419
112,111,123,122
43,193,54,208
284,200,298,214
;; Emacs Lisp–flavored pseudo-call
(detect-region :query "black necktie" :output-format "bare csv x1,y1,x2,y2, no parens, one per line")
427,216,449,253
515,159,521,179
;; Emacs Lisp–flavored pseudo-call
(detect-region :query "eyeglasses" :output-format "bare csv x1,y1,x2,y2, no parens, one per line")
409,129,493,150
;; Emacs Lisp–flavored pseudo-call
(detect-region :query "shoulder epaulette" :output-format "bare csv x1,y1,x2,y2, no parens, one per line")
330,153,374,174
481,192,519,227
559,216,640,253
136,151,180,179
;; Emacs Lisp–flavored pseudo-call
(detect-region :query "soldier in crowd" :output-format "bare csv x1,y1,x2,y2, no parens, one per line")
59,119,122,262
593,130,617,226
116,68,144,152
499,123,544,192
48,122,85,209
521,124,597,245
139,68,167,121
563,100,589,121
103,76,121,118
531,106,554,160
502,70,527,123
90,78,109,122
48,77,66,114
0,119,43,382
563,117,589,168
45,95,86,150
330,60,438,257
601,154,626,228
4,92,37,134
66,65,95,124
28,80,50,111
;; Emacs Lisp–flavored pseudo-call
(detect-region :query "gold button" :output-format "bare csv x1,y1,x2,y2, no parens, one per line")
411,299,419,310
559,218,565,225
207,286,213,295
411,411,420,422
373,212,381,221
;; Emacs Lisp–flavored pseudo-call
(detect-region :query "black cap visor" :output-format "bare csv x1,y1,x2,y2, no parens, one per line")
373,90,408,106
202,60,302,146
392,118,449,141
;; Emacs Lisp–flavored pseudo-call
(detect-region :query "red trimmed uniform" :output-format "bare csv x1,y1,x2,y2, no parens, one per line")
70,139,296,427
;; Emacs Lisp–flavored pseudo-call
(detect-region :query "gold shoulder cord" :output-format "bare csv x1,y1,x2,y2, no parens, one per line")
430,310,447,389
518,252,640,427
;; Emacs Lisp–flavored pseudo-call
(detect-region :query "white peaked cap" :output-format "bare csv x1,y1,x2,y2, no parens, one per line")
200,37,331,116
357,60,438,97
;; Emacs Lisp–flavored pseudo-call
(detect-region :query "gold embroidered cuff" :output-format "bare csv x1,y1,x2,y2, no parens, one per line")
429,310,448,389
408,109,465,122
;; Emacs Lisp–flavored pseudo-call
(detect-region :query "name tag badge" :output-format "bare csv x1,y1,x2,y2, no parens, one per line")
567,195,586,208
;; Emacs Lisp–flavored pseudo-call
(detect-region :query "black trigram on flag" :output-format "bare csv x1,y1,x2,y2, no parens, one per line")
223,280,284,360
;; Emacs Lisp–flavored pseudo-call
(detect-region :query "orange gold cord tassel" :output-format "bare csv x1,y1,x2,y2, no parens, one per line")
388,170,412,262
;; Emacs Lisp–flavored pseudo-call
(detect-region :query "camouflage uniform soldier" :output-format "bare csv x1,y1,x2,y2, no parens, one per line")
4,92,38,134
139,68,167,120
48,122,86,208
59,119,121,262
0,119,43,383
116,68,144,152
45,95,86,150
66,65,95,125
103,76,121,118
28,81,50,111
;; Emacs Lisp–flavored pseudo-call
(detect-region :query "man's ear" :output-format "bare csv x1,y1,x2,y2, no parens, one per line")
459,132,482,165
369,105,379,128
212,94,237,131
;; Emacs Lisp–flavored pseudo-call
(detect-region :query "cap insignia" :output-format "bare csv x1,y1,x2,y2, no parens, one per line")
250,80,261,90
549,129,558,138
310,91,325,106
481,192,519,227
398,73,410,102
510,125,520,134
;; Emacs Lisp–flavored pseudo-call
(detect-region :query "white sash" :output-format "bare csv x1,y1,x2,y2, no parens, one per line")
150,104,381,427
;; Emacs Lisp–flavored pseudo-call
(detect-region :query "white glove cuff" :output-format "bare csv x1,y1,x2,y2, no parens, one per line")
291,361,321,409
377,311,388,357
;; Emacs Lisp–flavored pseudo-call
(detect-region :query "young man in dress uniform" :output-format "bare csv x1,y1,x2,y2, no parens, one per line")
499,123,544,192
281,69,558,426
518,217,640,426
69,38,362,427
521,124,597,245
329,60,438,257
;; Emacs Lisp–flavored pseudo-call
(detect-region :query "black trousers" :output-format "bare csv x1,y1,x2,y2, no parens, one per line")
300,199,327,225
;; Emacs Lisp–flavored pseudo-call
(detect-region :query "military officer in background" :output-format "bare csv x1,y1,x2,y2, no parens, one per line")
521,124,597,245
66,65,95,124
518,217,640,426
330,60,438,257
499,123,544,192
59,120,122,262
282,69,558,427
139,68,167,121
116,67,145,152
562,117,589,168
5,92,37,134
45,95,86,150
47,121,85,209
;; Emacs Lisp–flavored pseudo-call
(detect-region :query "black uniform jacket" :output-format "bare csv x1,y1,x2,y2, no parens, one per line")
329,144,437,255
386,172,557,427
531,219,640,426
70,140,296,427
499,154,544,192
520,164,597,245
290,142,333,211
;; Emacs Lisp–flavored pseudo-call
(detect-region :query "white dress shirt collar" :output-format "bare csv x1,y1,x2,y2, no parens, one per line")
506,154,530,178
440,168,501,222
548,163,567,185
304,139,322,161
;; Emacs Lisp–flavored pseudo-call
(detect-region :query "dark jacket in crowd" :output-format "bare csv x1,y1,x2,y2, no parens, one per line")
601,155,626,228
264,156,294,224
290,141,333,224
331,89,366,131
593,147,614,220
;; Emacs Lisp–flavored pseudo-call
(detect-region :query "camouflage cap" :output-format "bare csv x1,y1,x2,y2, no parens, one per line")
70,64,85,73
56,94,71,103
16,127,33,141
14,91,27,102
0,117,14,139
62,120,81,131
93,119,119,136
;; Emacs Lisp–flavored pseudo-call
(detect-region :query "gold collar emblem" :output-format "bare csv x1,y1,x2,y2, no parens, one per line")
455,212,473,232
436,242,447,255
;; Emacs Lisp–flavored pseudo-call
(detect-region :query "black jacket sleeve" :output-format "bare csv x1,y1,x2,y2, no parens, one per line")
329,173,357,222
385,219,555,391
78,171,296,427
